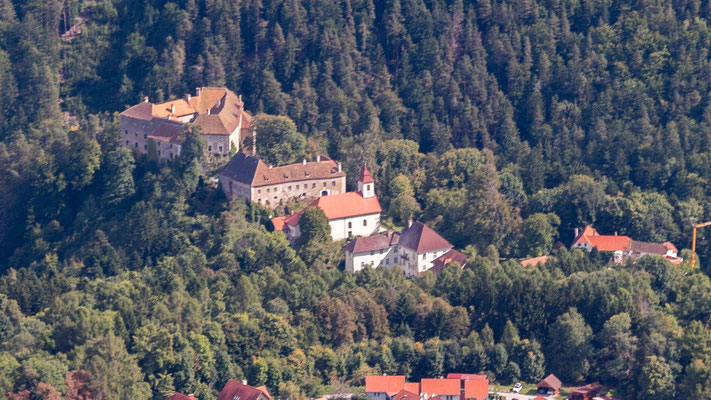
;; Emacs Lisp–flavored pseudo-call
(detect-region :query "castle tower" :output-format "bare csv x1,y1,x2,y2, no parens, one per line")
358,164,375,198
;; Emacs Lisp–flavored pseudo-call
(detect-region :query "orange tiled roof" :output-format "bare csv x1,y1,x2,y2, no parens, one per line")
365,376,406,394
420,379,460,396
464,377,489,400
310,192,381,220
403,383,420,394
152,98,197,118
217,380,270,400
573,226,630,252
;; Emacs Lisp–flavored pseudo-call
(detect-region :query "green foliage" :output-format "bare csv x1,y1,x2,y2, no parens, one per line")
299,206,330,245
253,114,306,166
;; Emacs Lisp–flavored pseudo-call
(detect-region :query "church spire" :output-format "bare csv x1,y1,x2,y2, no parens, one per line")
358,164,375,198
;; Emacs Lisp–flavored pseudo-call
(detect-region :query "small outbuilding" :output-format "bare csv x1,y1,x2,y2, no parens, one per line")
537,374,562,395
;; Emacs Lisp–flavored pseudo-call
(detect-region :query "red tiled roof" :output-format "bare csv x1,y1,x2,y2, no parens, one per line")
464,377,489,400
271,213,301,232
147,120,183,144
520,255,550,267
360,164,374,184
343,234,396,253
533,396,546,400
255,386,271,398
365,376,406,394
166,394,193,400
420,379,460,396
391,389,419,400
152,98,197,118
220,153,344,187
662,241,678,253
429,249,468,274
573,226,631,252
403,383,419,394
310,192,381,220
217,380,270,400
398,222,452,253
537,374,562,390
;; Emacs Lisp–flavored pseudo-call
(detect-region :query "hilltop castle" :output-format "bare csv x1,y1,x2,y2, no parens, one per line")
119,87,253,160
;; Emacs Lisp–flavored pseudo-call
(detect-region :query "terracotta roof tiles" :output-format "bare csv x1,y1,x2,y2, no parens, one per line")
343,234,396,254
420,379,461,396
217,380,271,400
310,192,381,220
520,255,550,267
365,376,406,394
429,249,468,274
463,377,489,400
537,374,562,390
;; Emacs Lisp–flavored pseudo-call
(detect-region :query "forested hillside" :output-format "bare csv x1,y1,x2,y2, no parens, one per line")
2,0,711,398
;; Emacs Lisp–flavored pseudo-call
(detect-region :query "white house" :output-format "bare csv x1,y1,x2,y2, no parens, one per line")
343,233,400,272
420,379,461,400
396,222,454,276
272,165,382,242
365,376,406,400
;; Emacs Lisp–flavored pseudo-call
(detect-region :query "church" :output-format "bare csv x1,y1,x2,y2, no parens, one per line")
272,165,382,241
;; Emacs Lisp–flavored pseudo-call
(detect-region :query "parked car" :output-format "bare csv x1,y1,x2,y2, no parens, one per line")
512,383,523,393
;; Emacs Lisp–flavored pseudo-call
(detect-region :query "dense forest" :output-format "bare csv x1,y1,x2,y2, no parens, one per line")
2,0,711,398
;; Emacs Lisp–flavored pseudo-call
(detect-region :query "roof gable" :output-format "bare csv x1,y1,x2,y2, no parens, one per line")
220,153,263,185
463,377,489,400
537,374,562,390
398,222,452,253
120,102,153,120
217,380,270,400
391,389,419,400
343,234,396,253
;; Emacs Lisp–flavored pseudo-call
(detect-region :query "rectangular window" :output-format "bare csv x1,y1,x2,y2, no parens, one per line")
143,134,146,139
267,188,270,193
323,182,327,187
288,186,292,190
208,145,212,151
144,144,147,149
219,145,223,152
158,150,161,156
361,262,365,267
312,183,316,188
125,140,129,145
170,144,173,148
124,130,127,135
332,181,336,186
157,142,160,146
422,254,426,260
296,184,300,189
135,142,138,147
386,259,390,265
258,189,261,194
370,251,374,256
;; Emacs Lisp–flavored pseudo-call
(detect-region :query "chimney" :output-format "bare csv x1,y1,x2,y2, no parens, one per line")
574,227,579,238
196,87,202,96
242,379,248,385
317,155,321,162
207,109,211,115
252,128,257,156
302,159,307,165
168,115,172,120
337,162,342,172
615,231,618,236
186,93,191,101
269,164,273,169
239,94,243,103
407,219,413,228
143,96,149,103
171,104,175,114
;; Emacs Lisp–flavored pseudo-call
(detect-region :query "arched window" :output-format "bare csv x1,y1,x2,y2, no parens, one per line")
363,219,367,226
348,221,352,228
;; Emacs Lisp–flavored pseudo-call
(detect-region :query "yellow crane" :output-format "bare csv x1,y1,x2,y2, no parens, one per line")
691,221,711,269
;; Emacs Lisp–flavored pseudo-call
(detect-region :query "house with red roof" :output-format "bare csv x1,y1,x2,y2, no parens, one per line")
568,383,602,400
391,389,419,400
446,373,489,400
420,379,461,400
343,232,400,272
571,226,682,264
398,221,455,276
365,375,407,400
217,379,271,400
273,165,382,241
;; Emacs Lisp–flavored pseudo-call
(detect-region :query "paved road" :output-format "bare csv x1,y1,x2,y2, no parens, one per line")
496,392,557,400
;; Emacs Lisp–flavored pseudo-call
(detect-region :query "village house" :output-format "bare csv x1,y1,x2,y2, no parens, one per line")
343,221,461,276
120,87,253,161
365,375,407,400
272,165,382,241
166,394,194,400
219,153,346,206
537,374,562,395
571,225,682,264
216,379,271,400
568,383,603,400
446,373,489,400
420,379,461,400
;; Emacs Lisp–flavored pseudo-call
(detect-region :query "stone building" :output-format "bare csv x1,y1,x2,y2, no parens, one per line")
119,87,252,161
218,153,346,206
